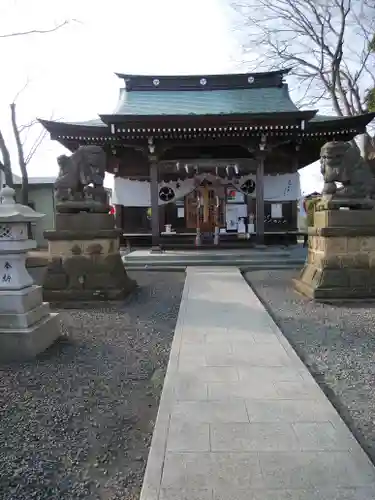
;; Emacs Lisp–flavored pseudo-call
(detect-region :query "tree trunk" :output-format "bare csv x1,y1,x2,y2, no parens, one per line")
0,129,13,188
10,102,28,205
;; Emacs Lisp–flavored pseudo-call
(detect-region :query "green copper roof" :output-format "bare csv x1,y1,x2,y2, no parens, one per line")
112,84,298,116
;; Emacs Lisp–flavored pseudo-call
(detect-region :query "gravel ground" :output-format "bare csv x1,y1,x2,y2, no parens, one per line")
0,271,185,500
246,269,375,464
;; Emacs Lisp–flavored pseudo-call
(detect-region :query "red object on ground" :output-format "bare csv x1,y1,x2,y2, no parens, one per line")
109,205,116,215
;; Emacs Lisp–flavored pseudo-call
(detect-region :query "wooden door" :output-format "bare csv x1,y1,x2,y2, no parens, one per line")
185,186,224,231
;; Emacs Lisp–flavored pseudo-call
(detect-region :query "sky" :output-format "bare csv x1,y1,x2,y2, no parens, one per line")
0,0,323,194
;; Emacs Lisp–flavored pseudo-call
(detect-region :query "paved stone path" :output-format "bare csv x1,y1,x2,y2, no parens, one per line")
140,267,375,500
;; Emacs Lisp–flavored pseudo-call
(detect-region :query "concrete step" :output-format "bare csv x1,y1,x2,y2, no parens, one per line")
124,263,303,271
123,258,305,271
123,251,295,263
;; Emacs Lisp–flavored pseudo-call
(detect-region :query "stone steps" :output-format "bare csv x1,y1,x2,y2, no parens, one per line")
122,249,305,271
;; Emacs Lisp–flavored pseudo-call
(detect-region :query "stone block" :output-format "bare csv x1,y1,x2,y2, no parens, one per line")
348,269,370,288
314,209,375,228
360,236,375,253
0,285,43,314
0,302,50,329
319,269,349,288
55,212,115,231
325,237,347,254
0,312,60,362
43,272,68,290
351,253,370,268
44,229,121,242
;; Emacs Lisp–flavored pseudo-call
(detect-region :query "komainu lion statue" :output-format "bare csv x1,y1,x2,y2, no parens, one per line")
321,141,375,200
54,145,107,203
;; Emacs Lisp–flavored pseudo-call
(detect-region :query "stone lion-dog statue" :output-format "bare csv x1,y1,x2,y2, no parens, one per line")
54,145,107,203
320,140,375,201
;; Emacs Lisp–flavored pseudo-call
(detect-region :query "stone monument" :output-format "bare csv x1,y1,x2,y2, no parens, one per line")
294,140,375,301
43,145,136,302
0,186,59,361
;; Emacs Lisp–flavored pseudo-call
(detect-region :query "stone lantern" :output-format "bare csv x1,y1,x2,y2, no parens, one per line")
0,186,59,361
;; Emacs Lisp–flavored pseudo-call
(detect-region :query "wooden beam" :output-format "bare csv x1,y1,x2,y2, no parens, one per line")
150,160,161,251
256,154,265,244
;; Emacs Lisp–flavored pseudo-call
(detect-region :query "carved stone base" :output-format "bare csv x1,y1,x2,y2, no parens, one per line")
316,196,375,211
43,215,136,303
0,313,60,362
294,209,375,301
0,284,60,362
56,200,110,214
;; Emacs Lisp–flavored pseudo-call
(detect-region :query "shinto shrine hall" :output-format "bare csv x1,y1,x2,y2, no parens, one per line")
40,69,375,248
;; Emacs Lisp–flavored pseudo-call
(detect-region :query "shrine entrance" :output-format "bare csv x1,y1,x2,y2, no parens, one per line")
185,180,225,244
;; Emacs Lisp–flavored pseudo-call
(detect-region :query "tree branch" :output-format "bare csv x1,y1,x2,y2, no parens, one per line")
0,20,69,38
10,103,28,204
0,129,14,188
231,0,375,119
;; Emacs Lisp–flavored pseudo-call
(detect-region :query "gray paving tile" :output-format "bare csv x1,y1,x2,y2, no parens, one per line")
167,420,210,452
245,399,337,423
180,343,233,356
257,451,324,489
238,366,304,382
177,365,239,382
210,422,299,451
178,354,207,370
274,380,323,400
258,451,375,489
161,452,213,489
159,488,213,500
180,333,206,344
213,488,321,500
171,400,249,423
161,452,263,490
293,422,357,451
207,380,279,400
314,486,375,500
249,333,281,344
207,344,292,367
173,379,208,401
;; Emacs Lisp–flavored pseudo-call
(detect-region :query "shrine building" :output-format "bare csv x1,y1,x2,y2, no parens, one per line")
40,69,375,248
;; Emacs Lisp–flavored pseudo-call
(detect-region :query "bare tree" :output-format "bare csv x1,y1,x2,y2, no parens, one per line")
366,33,375,112
9,98,49,205
231,0,375,117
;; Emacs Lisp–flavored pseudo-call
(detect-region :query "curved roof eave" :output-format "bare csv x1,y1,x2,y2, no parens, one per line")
308,112,375,129
38,117,109,135
115,68,292,80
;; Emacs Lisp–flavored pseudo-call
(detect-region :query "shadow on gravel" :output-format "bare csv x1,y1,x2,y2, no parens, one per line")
245,269,375,467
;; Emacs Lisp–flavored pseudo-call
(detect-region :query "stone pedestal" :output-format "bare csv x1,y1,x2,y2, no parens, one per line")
294,208,375,301
43,212,136,302
0,187,60,361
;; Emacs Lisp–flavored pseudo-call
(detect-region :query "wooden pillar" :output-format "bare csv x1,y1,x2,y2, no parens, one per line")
256,153,265,244
114,204,122,229
150,160,161,252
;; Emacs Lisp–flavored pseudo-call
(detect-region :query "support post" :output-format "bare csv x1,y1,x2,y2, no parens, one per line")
150,160,161,252
256,153,265,245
